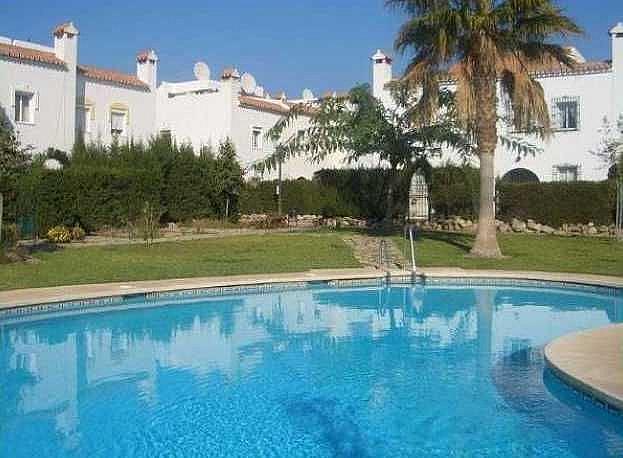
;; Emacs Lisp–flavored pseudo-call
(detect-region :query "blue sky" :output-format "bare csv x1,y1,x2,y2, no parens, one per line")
1,1,622,96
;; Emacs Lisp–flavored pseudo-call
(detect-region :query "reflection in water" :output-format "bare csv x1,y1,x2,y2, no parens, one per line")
0,285,622,457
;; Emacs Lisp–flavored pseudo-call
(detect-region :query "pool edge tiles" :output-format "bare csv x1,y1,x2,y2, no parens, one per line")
1,272,620,323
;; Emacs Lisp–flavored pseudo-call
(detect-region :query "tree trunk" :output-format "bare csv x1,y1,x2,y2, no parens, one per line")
384,166,399,224
471,76,502,258
0,192,3,250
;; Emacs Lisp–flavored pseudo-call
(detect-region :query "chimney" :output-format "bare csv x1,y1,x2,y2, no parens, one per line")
136,49,158,91
53,22,79,65
371,49,392,101
610,22,623,121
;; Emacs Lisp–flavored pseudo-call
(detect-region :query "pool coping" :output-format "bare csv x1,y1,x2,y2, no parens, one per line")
545,324,623,412
1,267,622,310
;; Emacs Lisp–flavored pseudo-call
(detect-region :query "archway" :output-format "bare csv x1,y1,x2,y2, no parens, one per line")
501,168,540,184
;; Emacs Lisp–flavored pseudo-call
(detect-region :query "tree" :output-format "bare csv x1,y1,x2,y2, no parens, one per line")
0,117,29,248
388,0,581,257
215,138,243,219
259,83,471,221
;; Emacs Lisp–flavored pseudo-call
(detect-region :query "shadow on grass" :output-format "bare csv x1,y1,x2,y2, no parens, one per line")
416,231,473,253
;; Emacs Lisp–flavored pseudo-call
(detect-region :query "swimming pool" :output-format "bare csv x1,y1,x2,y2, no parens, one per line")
1,279,622,457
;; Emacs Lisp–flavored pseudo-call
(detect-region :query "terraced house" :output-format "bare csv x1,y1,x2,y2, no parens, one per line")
2,21,623,181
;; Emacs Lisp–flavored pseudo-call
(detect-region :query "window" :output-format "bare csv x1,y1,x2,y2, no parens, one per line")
83,106,92,134
110,110,127,137
251,127,262,151
553,164,581,182
552,96,580,131
15,91,34,123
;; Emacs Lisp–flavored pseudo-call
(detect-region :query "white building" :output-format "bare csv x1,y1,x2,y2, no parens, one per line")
1,21,622,182
0,22,344,179
373,23,623,182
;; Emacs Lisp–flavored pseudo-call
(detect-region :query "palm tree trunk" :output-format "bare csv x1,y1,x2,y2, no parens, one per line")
0,192,3,250
471,76,502,258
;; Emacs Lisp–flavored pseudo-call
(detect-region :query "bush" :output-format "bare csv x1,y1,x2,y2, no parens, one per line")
498,181,615,227
239,178,357,217
1,223,20,248
47,225,72,243
71,225,86,241
6,137,243,235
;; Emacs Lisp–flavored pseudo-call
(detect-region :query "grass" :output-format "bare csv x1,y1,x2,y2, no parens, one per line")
393,231,623,277
0,233,359,291
1,230,621,292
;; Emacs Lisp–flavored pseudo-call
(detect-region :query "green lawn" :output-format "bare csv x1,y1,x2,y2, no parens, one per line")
2,231,621,292
0,233,359,291
394,231,623,277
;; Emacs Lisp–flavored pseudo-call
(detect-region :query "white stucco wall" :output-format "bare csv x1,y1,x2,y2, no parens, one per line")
78,76,156,145
495,71,614,181
0,58,75,153
156,80,233,151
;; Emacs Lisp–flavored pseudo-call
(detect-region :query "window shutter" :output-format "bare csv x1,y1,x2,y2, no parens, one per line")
9,87,15,107
34,91,40,111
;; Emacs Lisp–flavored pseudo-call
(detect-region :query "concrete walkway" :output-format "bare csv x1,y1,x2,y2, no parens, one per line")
545,324,623,411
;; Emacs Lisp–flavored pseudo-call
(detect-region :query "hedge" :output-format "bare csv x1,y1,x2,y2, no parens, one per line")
239,179,357,217
497,181,616,227
6,138,243,234
7,155,617,236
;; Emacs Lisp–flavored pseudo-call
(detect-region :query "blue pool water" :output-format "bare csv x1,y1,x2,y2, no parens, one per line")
1,281,623,457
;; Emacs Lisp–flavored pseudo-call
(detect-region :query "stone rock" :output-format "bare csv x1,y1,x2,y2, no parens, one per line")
526,220,541,232
511,218,527,232
540,225,556,235
587,226,598,235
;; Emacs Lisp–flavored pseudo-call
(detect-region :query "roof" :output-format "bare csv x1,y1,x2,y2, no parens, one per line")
239,95,317,116
136,49,157,63
0,42,66,67
53,22,79,38
435,59,612,84
78,65,149,90
239,95,290,114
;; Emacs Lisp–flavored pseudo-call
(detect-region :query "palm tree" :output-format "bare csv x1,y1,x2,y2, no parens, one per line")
388,0,582,257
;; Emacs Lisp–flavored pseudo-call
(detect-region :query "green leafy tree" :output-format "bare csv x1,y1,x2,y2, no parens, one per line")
215,138,243,218
259,83,470,220
0,117,29,247
388,0,581,257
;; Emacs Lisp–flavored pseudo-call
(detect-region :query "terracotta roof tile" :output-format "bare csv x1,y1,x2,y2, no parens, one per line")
0,42,66,67
78,64,149,90
239,95,290,114
239,95,317,116
438,59,612,83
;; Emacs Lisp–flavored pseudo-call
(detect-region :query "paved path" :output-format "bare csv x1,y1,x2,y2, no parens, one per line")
545,324,623,411
341,234,407,269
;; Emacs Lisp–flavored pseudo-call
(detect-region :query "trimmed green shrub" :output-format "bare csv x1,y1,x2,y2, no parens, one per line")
498,181,615,227
7,137,243,235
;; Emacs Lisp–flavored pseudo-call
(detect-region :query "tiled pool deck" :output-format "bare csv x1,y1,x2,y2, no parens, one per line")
1,267,622,411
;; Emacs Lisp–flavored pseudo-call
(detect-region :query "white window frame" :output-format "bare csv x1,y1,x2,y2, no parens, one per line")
14,91,35,124
110,109,128,138
83,105,93,135
251,126,262,151
552,163,581,182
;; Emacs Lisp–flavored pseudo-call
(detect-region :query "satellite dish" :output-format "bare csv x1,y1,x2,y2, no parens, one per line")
255,85,265,97
240,72,257,94
193,61,211,81
302,88,315,101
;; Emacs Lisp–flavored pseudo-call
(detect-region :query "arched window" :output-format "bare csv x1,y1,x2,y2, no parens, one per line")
501,168,540,184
